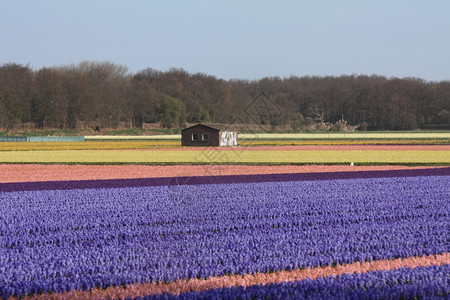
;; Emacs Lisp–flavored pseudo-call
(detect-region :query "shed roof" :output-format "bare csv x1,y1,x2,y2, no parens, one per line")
182,123,238,132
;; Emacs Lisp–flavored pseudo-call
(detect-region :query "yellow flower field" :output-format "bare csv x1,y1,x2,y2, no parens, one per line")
239,132,450,140
0,149,448,164
84,132,450,140
0,138,448,151
84,135,179,140
238,139,449,146
0,141,181,151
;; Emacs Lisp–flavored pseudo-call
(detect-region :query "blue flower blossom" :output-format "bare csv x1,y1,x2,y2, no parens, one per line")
0,174,448,298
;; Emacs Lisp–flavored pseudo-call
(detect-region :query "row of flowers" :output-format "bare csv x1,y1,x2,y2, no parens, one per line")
12,254,449,300
137,265,450,300
1,148,448,164
1,167,449,192
1,164,438,184
1,171,448,298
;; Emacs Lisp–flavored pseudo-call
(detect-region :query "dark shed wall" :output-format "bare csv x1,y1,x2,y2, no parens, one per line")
181,125,220,146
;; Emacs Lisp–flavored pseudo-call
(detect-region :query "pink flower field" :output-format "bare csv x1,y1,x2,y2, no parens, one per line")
0,164,444,183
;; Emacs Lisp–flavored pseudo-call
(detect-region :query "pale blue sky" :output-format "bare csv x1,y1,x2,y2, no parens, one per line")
1,0,449,81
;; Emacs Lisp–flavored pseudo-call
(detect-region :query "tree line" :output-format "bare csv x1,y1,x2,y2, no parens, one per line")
0,61,449,132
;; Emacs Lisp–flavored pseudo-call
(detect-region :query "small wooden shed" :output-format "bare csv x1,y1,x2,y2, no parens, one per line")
181,124,238,147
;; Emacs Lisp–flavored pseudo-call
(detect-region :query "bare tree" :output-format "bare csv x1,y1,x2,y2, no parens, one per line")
311,107,327,125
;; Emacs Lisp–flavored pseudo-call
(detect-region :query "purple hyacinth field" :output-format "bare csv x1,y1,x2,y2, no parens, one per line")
0,168,449,299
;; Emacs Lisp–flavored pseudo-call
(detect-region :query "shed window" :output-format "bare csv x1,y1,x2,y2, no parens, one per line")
202,133,209,141
192,133,199,141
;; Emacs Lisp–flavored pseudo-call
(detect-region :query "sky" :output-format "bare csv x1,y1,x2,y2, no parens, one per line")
1,0,449,81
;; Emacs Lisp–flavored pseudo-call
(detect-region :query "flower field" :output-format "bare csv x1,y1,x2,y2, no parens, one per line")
1,131,449,151
0,145,449,164
0,164,443,183
0,165,449,299
0,141,181,151
238,132,450,140
238,139,450,146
